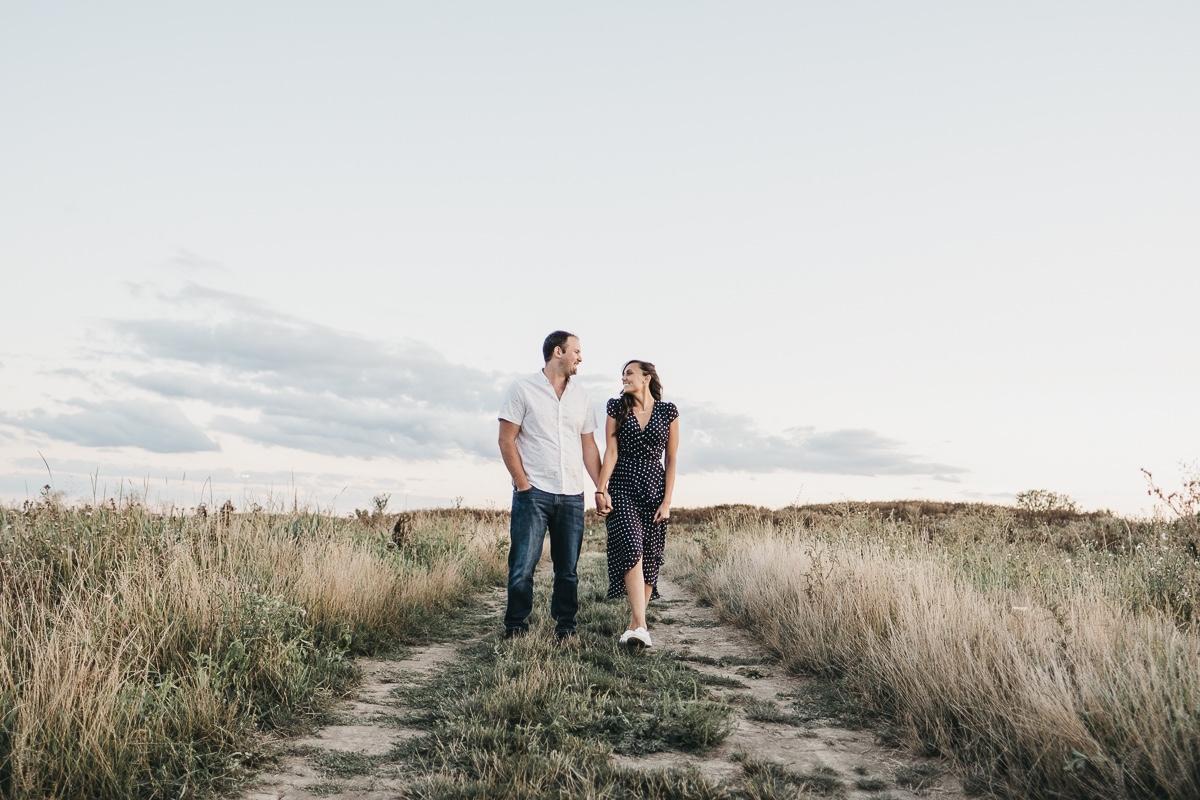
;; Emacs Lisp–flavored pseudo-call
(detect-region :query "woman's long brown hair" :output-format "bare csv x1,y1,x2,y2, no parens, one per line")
618,360,663,424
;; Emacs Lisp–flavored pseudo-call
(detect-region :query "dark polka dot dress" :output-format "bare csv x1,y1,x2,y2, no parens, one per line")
605,397,679,601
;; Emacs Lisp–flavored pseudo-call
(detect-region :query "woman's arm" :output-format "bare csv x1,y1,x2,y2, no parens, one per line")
598,415,619,492
655,416,680,522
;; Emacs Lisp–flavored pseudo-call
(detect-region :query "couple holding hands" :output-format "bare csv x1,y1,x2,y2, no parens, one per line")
497,330,680,648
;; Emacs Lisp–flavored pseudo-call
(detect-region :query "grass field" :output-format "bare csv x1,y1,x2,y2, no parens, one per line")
293,545,898,800
0,496,505,799
672,502,1200,799
391,553,738,799
2,492,1197,799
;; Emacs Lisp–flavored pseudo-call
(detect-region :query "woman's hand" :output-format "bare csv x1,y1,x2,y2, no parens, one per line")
595,491,613,517
653,502,671,524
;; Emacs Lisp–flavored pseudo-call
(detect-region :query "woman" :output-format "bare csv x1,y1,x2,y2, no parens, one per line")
597,359,680,648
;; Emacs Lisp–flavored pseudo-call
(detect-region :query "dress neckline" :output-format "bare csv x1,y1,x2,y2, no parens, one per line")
632,400,655,432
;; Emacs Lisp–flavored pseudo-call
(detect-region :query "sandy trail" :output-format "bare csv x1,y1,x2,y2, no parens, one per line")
238,590,504,800
614,572,967,798
239,566,965,798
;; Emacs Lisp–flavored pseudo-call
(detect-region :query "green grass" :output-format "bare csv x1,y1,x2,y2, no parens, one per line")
777,681,879,730
310,749,382,778
677,653,774,668
732,752,846,798
894,762,943,790
743,699,805,727
0,500,507,800
696,673,751,689
672,503,1200,798
854,776,890,791
735,667,771,679
389,553,739,798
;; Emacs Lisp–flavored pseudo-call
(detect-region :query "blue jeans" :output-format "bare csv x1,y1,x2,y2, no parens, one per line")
504,486,585,635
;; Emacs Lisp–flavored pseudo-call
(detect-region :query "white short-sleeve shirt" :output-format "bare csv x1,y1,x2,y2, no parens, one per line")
498,371,597,495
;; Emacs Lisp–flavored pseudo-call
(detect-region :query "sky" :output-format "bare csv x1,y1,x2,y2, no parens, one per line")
1,1,1196,516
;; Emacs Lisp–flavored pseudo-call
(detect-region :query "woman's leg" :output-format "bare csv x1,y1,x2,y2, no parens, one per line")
641,509,666,623
624,557,647,630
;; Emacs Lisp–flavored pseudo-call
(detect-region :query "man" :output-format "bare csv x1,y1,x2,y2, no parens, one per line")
497,330,609,641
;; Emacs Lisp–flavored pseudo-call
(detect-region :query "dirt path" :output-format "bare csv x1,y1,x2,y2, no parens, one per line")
616,573,967,799
239,565,966,799
238,589,505,800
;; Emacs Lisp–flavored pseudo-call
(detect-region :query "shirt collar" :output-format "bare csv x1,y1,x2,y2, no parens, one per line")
537,369,574,394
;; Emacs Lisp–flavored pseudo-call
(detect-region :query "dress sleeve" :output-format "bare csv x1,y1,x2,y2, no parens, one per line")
664,402,679,424
606,397,621,418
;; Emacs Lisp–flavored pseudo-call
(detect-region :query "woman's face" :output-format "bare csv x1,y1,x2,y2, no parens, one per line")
621,362,649,394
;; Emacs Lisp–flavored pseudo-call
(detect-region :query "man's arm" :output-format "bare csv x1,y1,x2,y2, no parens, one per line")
594,416,620,516
499,420,532,491
581,432,602,490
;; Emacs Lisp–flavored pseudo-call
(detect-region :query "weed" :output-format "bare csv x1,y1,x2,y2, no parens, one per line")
732,752,846,798
673,503,1200,799
744,699,805,727
391,555,734,796
311,750,381,778
895,762,942,790
854,776,890,791
0,502,506,799
697,673,750,689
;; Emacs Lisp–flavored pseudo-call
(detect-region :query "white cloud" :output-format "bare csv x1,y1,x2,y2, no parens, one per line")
1,398,218,453
5,283,965,479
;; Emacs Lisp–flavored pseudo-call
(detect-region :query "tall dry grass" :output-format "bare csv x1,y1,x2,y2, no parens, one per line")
0,497,505,799
674,507,1200,799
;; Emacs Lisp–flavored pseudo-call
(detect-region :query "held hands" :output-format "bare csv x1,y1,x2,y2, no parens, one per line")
593,494,669,522
594,491,613,517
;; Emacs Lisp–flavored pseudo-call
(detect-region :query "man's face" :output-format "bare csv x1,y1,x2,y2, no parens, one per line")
558,337,583,375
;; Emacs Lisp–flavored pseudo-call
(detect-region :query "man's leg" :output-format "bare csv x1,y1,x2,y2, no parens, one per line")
547,492,585,636
504,488,548,634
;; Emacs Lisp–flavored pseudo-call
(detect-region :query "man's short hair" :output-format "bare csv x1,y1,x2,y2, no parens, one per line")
542,330,576,362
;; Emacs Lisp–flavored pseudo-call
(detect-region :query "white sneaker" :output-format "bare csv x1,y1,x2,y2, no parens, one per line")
619,629,635,645
627,627,652,648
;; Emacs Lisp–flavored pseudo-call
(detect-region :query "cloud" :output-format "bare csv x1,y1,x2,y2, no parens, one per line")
209,402,495,460
9,456,353,487
1,399,219,453
166,249,230,276
111,284,505,414
33,282,963,477
680,405,965,477
99,284,511,460
113,371,496,461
